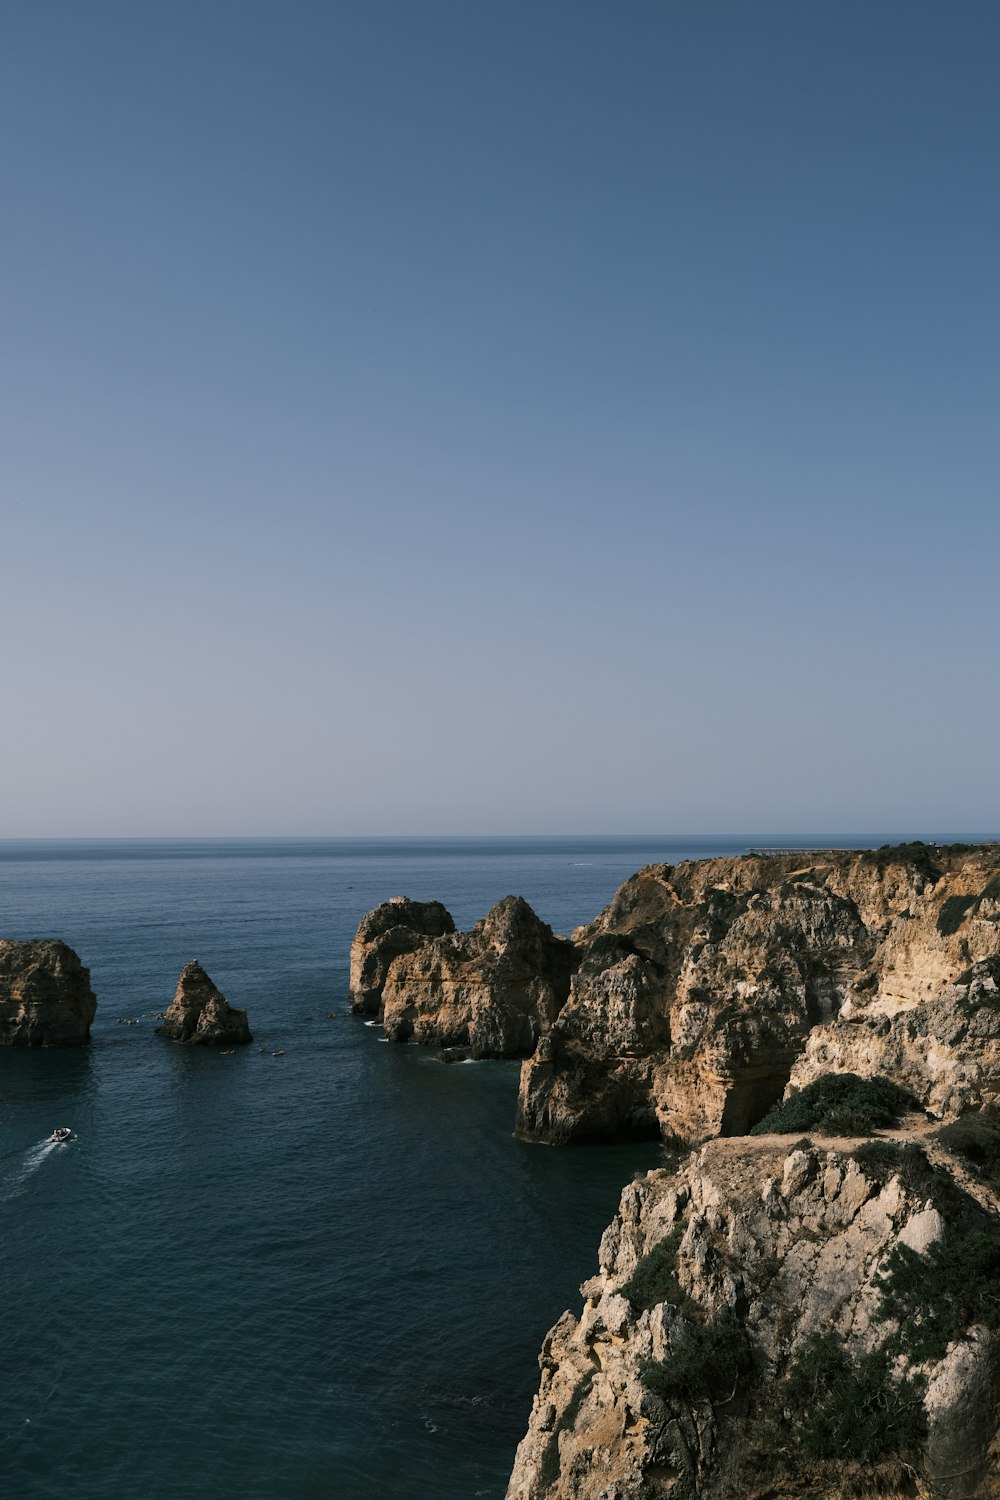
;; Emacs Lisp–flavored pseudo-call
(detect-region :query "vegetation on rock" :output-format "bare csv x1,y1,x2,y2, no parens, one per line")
639,1312,751,1405
749,1072,919,1136
780,1331,927,1464
876,1228,1000,1363
936,1111,1000,1191
619,1224,697,1315
851,1140,972,1220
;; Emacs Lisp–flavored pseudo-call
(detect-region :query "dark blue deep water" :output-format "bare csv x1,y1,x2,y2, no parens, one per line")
0,835,873,1499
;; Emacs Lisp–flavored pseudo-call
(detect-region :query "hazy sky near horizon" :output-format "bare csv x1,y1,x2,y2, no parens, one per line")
2,2,998,838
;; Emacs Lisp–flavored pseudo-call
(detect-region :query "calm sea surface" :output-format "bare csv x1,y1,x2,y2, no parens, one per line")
0,835,881,1499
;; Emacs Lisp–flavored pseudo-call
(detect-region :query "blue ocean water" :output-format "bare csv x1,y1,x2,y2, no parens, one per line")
0,835,874,1499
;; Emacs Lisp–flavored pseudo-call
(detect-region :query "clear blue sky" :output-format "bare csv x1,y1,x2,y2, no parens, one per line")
2,2,997,837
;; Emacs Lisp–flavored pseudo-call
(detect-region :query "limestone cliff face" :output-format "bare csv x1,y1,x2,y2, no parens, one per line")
155,961,252,1045
517,846,1000,1144
351,847,1000,1135
349,897,455,1015
0,939,97,1045
378,895,578,1056
506,1133,1000,1500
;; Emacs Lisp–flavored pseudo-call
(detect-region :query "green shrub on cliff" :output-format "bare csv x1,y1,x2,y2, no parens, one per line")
781,1332,926,1463
640,1312,750,1404
749,1073,919,1137
620,1224,699,1316
936,1113,1000,1192
851,1140,971,1221
875,1229,1000,1362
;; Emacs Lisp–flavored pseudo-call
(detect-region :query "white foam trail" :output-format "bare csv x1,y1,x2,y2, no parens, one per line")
23,1140,58,1173
2,1139,62,1201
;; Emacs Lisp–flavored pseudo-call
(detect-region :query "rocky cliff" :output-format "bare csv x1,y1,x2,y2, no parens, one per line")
350,894,577,1056
155,960,252,1045
353,845,1000,1144
517,845,1000,1144
0,939,97,1045
507,1126,1000,1500
349,897,455,1015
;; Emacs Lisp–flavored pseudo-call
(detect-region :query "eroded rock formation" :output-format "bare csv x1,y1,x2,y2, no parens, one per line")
155,960,252,1045
507,1131,1000,1500
517,845,1000,1144
351,894,577,1056
0,939,97,1045
353,847,1000,1140
349,897,455,1015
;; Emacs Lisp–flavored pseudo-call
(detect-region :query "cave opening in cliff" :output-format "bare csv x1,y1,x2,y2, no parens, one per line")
719,1070,792,1136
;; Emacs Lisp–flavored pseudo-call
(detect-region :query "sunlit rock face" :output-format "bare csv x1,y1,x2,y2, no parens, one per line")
349,897,456,1016
516,845,1000,1144
0,938,97,1045
377,894,578,1057
155,960,252,1046
352,846,1000,1141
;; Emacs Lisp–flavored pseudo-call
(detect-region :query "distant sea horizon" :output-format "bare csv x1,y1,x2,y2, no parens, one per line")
3,829,997,859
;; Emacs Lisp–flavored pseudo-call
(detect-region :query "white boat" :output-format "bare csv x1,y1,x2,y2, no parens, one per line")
49,1127,72,1143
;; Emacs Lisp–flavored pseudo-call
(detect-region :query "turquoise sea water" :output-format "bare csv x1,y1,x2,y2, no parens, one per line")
0,835,879,1499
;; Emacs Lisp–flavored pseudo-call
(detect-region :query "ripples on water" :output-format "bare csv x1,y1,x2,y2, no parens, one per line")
0,835,833,1499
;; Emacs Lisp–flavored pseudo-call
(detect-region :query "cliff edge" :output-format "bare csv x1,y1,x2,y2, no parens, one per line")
518,845,1000,1143
351,845,1000,1143
507,1124,1000,1500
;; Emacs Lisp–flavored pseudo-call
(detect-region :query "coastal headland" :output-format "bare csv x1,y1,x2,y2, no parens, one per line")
352,842,1000,1498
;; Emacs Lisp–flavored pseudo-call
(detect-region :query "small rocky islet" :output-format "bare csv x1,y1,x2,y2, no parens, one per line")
0,950,252,1048
7,841,1000,1496
154,959,253,1046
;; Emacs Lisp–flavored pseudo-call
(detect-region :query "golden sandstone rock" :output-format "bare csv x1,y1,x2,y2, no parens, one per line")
0,938,97,1045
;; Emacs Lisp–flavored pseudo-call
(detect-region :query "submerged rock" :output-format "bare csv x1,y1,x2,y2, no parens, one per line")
0,939,97,1045
155,961,252,1046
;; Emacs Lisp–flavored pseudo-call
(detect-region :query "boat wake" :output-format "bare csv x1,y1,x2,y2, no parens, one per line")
2,1138,69,1201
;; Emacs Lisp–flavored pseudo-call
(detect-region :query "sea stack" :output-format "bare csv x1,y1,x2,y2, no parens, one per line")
155,961,252,1045
350,894,578,1057
0,939,97,1045
349,896,456,1015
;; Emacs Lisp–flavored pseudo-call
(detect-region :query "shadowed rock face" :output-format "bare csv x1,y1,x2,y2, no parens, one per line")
350,894,578,1057
0,939,97,1045
349,898,456,1015
155,961,252,1045
505,1133,1000,1500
